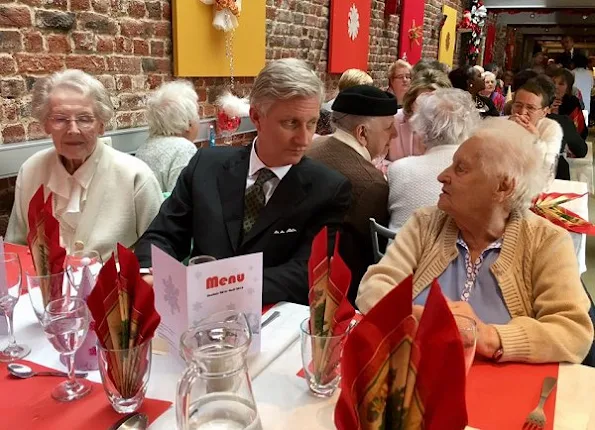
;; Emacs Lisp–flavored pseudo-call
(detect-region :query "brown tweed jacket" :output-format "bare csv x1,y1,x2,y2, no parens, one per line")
307,136,389,305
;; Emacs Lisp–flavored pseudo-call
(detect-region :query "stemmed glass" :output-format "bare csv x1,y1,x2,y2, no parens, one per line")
0,252,31,362
65,250,103,292
26,270,73,324
41,297,92,402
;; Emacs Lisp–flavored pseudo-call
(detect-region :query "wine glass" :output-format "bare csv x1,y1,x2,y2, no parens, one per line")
0,252,31,362
41,297,92,402
26,270,73,324
65,250,102,294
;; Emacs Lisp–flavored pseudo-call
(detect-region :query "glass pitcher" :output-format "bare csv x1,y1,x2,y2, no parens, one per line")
176,310,262,430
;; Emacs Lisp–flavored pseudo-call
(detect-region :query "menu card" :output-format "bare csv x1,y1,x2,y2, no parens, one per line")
151,245,263,360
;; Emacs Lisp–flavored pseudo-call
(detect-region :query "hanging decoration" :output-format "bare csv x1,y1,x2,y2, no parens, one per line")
457,0,487,63
201,0,248,144
408,19,423,45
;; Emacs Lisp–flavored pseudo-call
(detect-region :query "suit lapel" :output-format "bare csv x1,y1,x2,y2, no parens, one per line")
241,163,309,246
218,147,251,252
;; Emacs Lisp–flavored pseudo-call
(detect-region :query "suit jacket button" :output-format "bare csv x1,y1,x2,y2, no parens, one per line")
74,241,85,251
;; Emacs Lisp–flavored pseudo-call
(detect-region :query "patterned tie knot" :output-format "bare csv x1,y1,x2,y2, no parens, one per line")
242,168,276,236
254,168,276,186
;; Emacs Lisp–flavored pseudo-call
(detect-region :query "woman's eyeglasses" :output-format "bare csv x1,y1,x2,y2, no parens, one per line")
48,115,96,130
392,74,411,81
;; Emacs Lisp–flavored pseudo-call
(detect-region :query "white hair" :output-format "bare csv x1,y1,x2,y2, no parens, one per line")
410,88,480,149
32,69,114,123
146,80,199,137
330,112,372,133
482,71,496,81
473,118,547,213
250,58,324,114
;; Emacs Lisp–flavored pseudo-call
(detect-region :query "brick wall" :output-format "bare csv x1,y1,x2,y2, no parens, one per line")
0,0,466,145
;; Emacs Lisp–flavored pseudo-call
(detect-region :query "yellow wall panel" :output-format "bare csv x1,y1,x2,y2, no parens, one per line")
173,0,266,77
438,5,458,68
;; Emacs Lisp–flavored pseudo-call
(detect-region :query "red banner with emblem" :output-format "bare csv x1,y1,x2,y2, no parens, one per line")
328,0,371,73
398,0,425,64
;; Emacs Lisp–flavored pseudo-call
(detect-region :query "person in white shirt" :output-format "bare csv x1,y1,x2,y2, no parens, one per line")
572,55,593,117
509,79,563,186
387,88,480,232
6,69,162,261
135,81,199,193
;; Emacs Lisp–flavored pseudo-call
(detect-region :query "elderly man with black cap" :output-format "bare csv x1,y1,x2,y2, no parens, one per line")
307,85,398,305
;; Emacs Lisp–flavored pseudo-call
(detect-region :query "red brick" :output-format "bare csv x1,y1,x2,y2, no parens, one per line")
115,36,133,54
0,5,32,27
96,36,114,53
92,0,110,13
2,100,18,122
77,12,117,35
120,19,152,38
72,31,94,52
2,124,26,144
153,21,170,38
119,93,144,111
133,39,149,56
65,55,107,73
128,0,146,18
27,122,46,140
107,56,141,74
146,74,163,89
150,40,164,57
42,0,67,10
47,34,70,54
162,2,171,20
0,55,16,75
115,111,133,129
115,75,132,91
15,53,64,74
0,30,22,52
70,0,91,11
96,74,116,90
24,31,43,52
19,0,42,6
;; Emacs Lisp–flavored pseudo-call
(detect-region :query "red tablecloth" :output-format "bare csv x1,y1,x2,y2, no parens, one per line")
466,361,559,430
0,360,171,430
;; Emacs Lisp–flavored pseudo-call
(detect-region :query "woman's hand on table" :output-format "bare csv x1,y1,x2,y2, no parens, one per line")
447,301,502,359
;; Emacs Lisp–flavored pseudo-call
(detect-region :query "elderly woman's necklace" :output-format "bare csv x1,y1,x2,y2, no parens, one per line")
474,95,489,113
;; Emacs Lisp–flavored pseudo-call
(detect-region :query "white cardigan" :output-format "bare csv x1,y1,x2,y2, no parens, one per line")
6,142,163,262
387,145,458,232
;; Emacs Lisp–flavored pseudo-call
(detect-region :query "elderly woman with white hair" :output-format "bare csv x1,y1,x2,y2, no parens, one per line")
6,69,162,261
387,88,480,231
135,80,199,193
359,118,593,364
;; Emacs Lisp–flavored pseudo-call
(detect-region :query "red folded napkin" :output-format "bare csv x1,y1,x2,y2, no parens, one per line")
26,185,66,304
0,360,171,430
308,228,355,384
88,244,161,399
335,276,467,430
466,361,558,430
531,192,595,235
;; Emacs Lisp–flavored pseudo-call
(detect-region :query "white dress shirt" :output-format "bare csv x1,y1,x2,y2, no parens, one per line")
246,139,292,204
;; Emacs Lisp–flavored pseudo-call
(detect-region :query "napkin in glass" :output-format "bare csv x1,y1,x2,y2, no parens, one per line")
26,185,66,306
531,192,595,235
87,243,160,398
308,227,355,384
335,275,468,430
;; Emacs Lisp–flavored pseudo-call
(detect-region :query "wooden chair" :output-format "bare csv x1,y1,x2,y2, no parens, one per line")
369,218,396,263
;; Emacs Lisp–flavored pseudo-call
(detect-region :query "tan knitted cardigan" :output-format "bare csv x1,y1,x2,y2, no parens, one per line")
357,207,593,364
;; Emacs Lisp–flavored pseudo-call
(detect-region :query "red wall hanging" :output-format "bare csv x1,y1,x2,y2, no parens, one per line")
328,0,372,73
398,0,425,64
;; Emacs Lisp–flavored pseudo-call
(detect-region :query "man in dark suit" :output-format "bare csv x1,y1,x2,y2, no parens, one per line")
556,36,584,70
307,85,397,305
135,58,351,305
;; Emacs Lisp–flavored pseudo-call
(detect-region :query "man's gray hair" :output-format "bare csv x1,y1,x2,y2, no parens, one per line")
473,118,547,213
250,58,324,114
330,111,372,133
410,88,480,149
146,80,199,137
32,69,114,123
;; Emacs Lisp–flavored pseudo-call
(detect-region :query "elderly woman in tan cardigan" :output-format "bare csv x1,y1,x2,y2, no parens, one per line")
357,118,593,364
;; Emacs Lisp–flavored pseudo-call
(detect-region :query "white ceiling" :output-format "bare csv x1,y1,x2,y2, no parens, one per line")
485,0,595,7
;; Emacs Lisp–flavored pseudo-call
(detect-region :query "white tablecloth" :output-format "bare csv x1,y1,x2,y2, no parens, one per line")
253,341,595,430
7,298,309,429
547,179,589,274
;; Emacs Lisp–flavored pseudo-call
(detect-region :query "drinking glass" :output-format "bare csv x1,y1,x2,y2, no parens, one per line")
41,297,92,401
65,250,103,290
26,270,73,324
0,252,30,362
98,339,152,413
188,255,216,266
453,314,477,375
300,317,348,398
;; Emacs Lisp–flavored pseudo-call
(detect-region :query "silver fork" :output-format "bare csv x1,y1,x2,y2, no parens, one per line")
523,376,557,430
